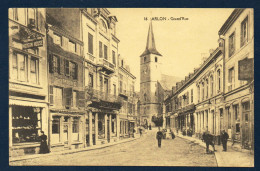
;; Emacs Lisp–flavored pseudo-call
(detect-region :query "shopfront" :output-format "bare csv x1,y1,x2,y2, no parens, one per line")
50,110,84,152
9,99,48,157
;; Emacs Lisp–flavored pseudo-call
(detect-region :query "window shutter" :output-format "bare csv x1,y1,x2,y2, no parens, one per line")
78,91,85,108
49,54,54,73
49,85,54,105
64,88,72,107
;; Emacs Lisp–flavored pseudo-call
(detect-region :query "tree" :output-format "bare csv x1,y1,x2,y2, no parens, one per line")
152,115,163,127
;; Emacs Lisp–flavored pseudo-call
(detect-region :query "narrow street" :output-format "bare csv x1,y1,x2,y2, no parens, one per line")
11,130,217,166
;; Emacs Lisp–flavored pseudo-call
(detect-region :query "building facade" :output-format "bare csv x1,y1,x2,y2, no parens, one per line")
9,8,48,157
140,22,164,127
218,8,254,150
118,56,137,137
164,8,254,151
46,8,85,151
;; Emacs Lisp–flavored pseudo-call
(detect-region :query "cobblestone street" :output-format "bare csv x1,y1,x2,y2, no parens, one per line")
11,130,217,166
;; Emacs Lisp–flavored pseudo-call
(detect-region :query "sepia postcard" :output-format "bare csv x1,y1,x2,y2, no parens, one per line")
8,8,254,167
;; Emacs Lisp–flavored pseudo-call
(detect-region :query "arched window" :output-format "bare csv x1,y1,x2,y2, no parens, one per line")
100,19,107,33
217,69,221,91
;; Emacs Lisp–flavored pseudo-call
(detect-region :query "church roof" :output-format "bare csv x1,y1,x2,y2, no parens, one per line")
140,21,162,57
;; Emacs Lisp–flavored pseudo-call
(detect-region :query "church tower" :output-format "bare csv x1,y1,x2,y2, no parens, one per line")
140,21,163,126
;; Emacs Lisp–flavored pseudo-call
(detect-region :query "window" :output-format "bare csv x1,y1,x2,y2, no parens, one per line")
104,45,108,60
100,19,107,33
11,53,18,80
54,33,62,46
155,57,158,62
49,86,54,105
191,89,193,103
53,87,63,107
202,83,204,101
206,79,208,99
89,73,93,87
65,60,70,76
88,33,93,54
100,76,103,91
242,101,250,122
69,40,76,53
217,70,221,91
112,50,116,65
113,84,116,96
72,91,78,107
233,104,240,133
119,81,122,93
228,67,235,91
12,8,26,25
144,93,147,102
52,116,60,134
28,8,36,28
241,16,248,47
226,107,231,129
229,32,235,57
99,41,103,58
69,62,77,79
144,57,147,62
52,55,60,73
30,57,39,84
72,117,79,133
197,85,200,102
210,76,214,97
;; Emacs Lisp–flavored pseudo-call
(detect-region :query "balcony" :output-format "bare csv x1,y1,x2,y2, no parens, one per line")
87,53,95,62
97,58,115,74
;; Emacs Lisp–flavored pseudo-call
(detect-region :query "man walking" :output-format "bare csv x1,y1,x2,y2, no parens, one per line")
156,127,164,148
221,129,229,151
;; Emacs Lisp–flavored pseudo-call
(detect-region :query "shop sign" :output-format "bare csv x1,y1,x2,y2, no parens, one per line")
23,39,43,49
238,58,254,80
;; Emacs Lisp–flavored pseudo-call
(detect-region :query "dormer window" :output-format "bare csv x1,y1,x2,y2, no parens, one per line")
100,19,107,33
155,57,158,62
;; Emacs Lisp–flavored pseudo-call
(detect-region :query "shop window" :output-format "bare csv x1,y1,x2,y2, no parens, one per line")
12,106,41,144
99,41,103,58
104,45,108,60
88,33,93,55
229,32,235,57
52,116,60,134
241,16,248,47
233,104,240,133
53,33,62,46
72,117,79,133
30,57,39,84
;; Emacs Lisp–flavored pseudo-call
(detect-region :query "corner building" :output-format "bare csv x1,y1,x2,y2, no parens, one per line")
9,8,48,157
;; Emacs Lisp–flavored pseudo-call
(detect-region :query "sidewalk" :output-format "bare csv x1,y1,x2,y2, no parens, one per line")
10,136,139,163
177,134,254,167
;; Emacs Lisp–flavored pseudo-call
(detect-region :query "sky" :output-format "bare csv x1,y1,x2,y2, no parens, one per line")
107,8,234,91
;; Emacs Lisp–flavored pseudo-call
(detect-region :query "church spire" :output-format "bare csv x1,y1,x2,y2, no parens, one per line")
140,21,162,57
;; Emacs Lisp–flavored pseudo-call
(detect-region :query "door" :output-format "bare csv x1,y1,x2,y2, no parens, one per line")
63,123,68,143
242,102,250,149
107,119,110,142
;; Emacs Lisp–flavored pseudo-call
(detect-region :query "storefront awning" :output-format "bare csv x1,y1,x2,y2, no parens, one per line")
9,99,46,108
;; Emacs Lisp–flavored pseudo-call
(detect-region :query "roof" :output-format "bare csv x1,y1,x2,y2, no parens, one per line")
218,9,245,35
140,21,162,57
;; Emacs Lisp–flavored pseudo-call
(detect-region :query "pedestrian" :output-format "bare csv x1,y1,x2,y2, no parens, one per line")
139,127,143,137
202,128,216,154
170,129,175,139
39,131,49,154
156,127,164,148
221,129,229,151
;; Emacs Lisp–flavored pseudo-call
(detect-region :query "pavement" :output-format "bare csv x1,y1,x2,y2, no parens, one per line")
10,129,217,166
9,135,140,163
176,133,254,167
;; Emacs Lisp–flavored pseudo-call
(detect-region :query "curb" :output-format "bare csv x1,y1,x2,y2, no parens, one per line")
10,137,140,163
